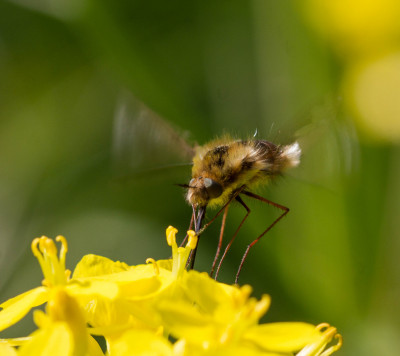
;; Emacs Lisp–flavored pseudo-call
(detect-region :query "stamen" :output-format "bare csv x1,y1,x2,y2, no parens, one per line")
56,235,68,270
316,323,330,331
42,238,57,256
296,323,342,356
319,332,342,356
30,236,69,287
253,294,270,317
238,285,252,305
166,226,178,247
166,226,198,278
31,238,41,257
31,238,46,274
316,324,337,340
186,230,198,249
146,258,160,275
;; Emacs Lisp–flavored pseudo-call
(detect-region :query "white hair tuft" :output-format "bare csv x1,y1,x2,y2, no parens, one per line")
282,141,301,168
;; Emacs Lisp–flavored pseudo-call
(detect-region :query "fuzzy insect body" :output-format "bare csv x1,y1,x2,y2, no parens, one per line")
186,136,301,209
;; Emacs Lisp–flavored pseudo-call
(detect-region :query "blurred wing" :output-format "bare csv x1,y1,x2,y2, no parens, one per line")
112,92,195,179
288,98,360,190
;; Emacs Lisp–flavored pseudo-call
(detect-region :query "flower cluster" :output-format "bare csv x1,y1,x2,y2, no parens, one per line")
0,227,342,355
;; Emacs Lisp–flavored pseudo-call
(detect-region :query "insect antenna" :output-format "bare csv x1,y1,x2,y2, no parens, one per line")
175,183,192,189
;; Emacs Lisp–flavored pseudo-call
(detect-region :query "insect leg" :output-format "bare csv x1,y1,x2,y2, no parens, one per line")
235,191,289,284
214,195,250,280
209,204,229,278
188,187,245,270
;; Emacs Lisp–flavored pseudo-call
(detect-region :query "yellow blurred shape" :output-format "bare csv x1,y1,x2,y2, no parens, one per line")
345,52,400,142
303,0,400,56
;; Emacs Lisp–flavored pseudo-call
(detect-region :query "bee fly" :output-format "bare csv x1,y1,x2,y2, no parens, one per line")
113,93,306,284
181,136,301,284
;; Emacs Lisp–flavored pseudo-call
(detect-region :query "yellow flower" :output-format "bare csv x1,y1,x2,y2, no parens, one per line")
156,270,324,354
75,227,342,355
72,253,172,333
0,228,342,355
71,227,199,353
0,236,119,333
2,288,104,356
57,226,196,345
107,329,173,356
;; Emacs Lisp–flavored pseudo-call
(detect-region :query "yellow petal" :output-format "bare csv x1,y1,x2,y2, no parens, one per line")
18,324,73,356
219,346,290,356
182,271,234,314
47,288,88,355
243,322,321,353
96,264,164,282
156,259,173,271
156,300,216,344
0,287,48,332
0,343,18,356
66,280,119,300
173,340,290,356
81,267,175,300
81,296,143,329
73,254,130,278
124,280,162,301
108,329,173,356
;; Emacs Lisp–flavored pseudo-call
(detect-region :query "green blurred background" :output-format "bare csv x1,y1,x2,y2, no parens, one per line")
1,1,399,355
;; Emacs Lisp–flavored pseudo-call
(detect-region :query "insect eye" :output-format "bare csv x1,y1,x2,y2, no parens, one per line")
204,178,223,199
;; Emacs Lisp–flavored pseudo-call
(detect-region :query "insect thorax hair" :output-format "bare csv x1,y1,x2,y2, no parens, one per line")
186,138,301,209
